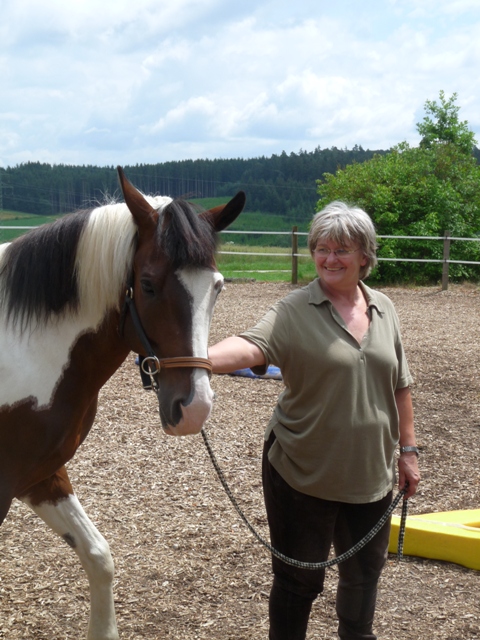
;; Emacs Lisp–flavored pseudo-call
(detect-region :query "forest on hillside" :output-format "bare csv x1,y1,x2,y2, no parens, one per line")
0,146,387,221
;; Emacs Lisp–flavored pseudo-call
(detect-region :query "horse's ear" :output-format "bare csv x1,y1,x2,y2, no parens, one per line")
117,166,159,232
200,191,246,232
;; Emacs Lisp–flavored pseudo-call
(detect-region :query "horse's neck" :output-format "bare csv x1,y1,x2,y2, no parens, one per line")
72,310,131,390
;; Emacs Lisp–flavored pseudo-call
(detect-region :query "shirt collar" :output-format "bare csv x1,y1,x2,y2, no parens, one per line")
307,278,385,314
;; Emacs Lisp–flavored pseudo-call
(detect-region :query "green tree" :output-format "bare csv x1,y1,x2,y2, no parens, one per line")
418,90,477,154
317,92,480,284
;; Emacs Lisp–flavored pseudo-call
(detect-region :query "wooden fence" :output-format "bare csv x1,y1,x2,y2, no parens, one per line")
219,228,480,290
1,225,479,291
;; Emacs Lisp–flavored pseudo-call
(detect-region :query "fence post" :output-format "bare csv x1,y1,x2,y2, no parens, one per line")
291,226,298,284
442,231,451,291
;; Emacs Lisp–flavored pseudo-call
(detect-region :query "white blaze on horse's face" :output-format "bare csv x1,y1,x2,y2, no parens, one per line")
162,267,224,436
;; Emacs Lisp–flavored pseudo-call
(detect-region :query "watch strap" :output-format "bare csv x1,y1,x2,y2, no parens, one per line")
400,445,419,457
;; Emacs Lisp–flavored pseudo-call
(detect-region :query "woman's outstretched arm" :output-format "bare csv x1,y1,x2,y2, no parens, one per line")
209,336,266,374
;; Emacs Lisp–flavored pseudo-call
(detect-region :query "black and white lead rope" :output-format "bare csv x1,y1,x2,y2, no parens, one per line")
201,428,409,570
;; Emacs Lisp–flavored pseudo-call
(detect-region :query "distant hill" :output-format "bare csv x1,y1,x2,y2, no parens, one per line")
2,145,478,223
0,147,386,223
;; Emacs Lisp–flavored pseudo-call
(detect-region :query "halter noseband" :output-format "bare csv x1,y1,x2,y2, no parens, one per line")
120,286,213,392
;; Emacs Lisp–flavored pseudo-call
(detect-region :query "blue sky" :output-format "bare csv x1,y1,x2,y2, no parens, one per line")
1,0,480,168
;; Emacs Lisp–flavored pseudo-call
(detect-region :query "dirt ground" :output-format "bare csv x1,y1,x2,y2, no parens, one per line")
0,281,479,640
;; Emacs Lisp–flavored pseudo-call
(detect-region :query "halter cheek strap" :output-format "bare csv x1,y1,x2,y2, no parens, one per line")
120,286,213,392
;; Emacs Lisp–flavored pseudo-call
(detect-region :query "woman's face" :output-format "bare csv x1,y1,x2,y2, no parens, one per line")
313,238,367,291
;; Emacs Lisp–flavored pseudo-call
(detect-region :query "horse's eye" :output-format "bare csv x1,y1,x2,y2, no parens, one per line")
140,279,155,296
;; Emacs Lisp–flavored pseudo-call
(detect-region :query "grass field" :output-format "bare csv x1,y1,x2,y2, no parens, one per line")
217,243,315,283
193,197,310,240
0,210,61,243
0,210,59,225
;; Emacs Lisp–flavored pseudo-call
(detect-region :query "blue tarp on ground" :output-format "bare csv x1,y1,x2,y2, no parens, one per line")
228,365,282,380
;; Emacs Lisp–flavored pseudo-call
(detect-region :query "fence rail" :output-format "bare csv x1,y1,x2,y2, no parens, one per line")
1,225,479,290
219,228,480,289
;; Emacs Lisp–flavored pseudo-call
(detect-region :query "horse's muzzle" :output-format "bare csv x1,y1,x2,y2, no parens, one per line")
157,372,214,436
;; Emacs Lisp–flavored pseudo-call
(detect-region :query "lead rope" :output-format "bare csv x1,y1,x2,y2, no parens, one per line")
201,428,408,569
397,494,409,559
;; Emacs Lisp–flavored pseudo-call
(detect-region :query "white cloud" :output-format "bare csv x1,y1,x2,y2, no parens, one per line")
1,0,480,167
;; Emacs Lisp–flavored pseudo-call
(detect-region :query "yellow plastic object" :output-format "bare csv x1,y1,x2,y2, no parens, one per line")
389,509,480,571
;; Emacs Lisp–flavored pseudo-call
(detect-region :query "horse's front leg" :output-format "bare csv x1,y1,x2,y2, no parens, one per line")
20,466,119,640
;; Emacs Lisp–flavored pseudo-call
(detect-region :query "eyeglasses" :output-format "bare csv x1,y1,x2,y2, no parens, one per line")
314,247,359,258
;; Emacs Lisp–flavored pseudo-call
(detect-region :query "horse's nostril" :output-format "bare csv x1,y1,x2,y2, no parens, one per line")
157,392,186,429
171,398,184,426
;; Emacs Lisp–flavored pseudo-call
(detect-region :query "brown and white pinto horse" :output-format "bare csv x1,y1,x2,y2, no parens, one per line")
0,167,245,640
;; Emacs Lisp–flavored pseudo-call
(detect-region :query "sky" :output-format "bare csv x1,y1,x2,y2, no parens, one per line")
1,0,480,168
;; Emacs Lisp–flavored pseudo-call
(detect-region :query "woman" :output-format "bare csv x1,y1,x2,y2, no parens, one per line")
209,201,420,640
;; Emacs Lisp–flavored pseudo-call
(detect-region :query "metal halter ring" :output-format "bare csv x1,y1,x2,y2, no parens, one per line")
140,355,161,376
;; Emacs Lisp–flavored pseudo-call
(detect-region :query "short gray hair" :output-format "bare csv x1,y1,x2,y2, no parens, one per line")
308,201,378,280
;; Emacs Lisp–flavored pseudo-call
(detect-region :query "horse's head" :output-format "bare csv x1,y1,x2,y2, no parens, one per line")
117,167,245,435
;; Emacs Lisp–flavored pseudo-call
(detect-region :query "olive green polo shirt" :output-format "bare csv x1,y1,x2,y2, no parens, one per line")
241,279,412,503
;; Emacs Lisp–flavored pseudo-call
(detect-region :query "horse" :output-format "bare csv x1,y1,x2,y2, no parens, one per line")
0,167,245,640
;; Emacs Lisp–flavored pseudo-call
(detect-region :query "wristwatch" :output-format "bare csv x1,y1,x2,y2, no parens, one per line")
400,446,419,457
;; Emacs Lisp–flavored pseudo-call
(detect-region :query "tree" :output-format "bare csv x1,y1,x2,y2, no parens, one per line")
418,90,477,154
316,92,480,284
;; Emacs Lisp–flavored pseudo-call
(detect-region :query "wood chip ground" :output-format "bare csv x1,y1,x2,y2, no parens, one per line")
1,282,479,639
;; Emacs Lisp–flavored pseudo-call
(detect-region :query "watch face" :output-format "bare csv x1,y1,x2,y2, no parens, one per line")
401,446,419,456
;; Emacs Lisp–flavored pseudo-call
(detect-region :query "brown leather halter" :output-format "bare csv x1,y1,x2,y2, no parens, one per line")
120,286,213,392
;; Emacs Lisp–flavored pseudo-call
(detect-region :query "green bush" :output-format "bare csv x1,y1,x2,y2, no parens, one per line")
317,93,480,285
